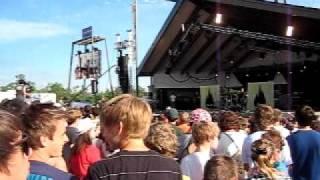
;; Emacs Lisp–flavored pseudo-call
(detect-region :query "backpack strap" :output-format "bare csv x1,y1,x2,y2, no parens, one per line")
221,132,240,158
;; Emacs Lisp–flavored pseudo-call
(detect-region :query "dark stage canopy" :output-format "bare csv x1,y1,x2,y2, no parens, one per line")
138,0,320,109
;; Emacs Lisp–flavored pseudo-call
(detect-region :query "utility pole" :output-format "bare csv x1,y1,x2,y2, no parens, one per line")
132,0,139,96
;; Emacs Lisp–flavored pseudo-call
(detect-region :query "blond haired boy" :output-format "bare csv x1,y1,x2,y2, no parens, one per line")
87,94,181,180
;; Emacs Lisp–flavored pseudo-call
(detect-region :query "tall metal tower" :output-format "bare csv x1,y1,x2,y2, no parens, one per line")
132,0,139,95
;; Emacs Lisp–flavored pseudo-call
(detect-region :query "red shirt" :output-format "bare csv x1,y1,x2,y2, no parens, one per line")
70,144,102,179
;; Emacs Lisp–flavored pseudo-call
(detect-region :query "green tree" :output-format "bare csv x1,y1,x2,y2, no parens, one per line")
41,83,71,101
132,86,146,97
1,74,37,92
0,82,17,91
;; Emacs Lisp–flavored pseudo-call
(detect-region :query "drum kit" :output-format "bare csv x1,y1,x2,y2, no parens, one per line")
221,89,247,111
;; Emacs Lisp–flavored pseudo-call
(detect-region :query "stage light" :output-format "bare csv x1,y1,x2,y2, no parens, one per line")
181,24,185,32
273,72,287,85
215,13,223,24
286,26,294,37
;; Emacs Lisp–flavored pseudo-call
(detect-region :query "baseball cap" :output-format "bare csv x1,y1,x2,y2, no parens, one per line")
165,108,179,122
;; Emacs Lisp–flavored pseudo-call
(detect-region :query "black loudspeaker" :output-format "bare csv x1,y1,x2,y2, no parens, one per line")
118,55,129,93
91,80,98,94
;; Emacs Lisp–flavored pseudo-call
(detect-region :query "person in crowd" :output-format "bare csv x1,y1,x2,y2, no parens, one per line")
169,93,177,108
180,120,220,180
283,113,298,133
242,104,274,172
216,111,247,179
0,98,29,117
145,122,191,180
216,111,247,161
0,109,31,180
82,105,93,119
23,103,75,180
161,107,183,135
177,112,191,134
203,155,239,180
176,111,192,161
287,105,320,180
311,120,320,132
91,106,100,121
69,120,101,179
238,116,250,135
177,108,213,161
145,122,178,159
250,139,283,179
272,108,290,138
61,108,82,169
66,109,95,144
86,94,181,180
262,130,291,176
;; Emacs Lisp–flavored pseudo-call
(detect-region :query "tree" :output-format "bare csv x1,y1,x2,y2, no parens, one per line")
132,86,146,97
0,74,37,92
1,82,17,91
41,83,71,101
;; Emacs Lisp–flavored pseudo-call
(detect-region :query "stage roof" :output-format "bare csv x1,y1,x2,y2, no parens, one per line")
138,0,320,77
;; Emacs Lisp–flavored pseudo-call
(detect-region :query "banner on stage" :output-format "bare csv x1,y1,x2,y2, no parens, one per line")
200,85,220,109
247,82,274,111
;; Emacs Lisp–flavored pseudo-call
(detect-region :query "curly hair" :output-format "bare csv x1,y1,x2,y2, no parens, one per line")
192,121,220,146
251,139,278,179
262,130,284,150
145,122,178,158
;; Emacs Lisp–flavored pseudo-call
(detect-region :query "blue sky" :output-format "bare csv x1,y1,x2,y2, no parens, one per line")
0,0,319,91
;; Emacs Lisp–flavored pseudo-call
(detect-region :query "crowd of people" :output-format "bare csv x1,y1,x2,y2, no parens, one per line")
1,94,320,180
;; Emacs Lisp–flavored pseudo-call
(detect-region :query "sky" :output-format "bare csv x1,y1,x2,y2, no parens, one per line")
0,0,319,91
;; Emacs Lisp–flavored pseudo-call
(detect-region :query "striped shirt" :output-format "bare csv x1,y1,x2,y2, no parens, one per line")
86,150,182,180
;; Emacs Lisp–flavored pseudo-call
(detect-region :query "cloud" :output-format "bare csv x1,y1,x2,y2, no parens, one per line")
0,19,71,41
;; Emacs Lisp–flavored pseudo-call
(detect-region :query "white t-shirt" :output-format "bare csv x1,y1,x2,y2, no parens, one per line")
241,131,266,167
273,125,290,138
280,139,293,166
216,131,247,159
180,151,211,180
